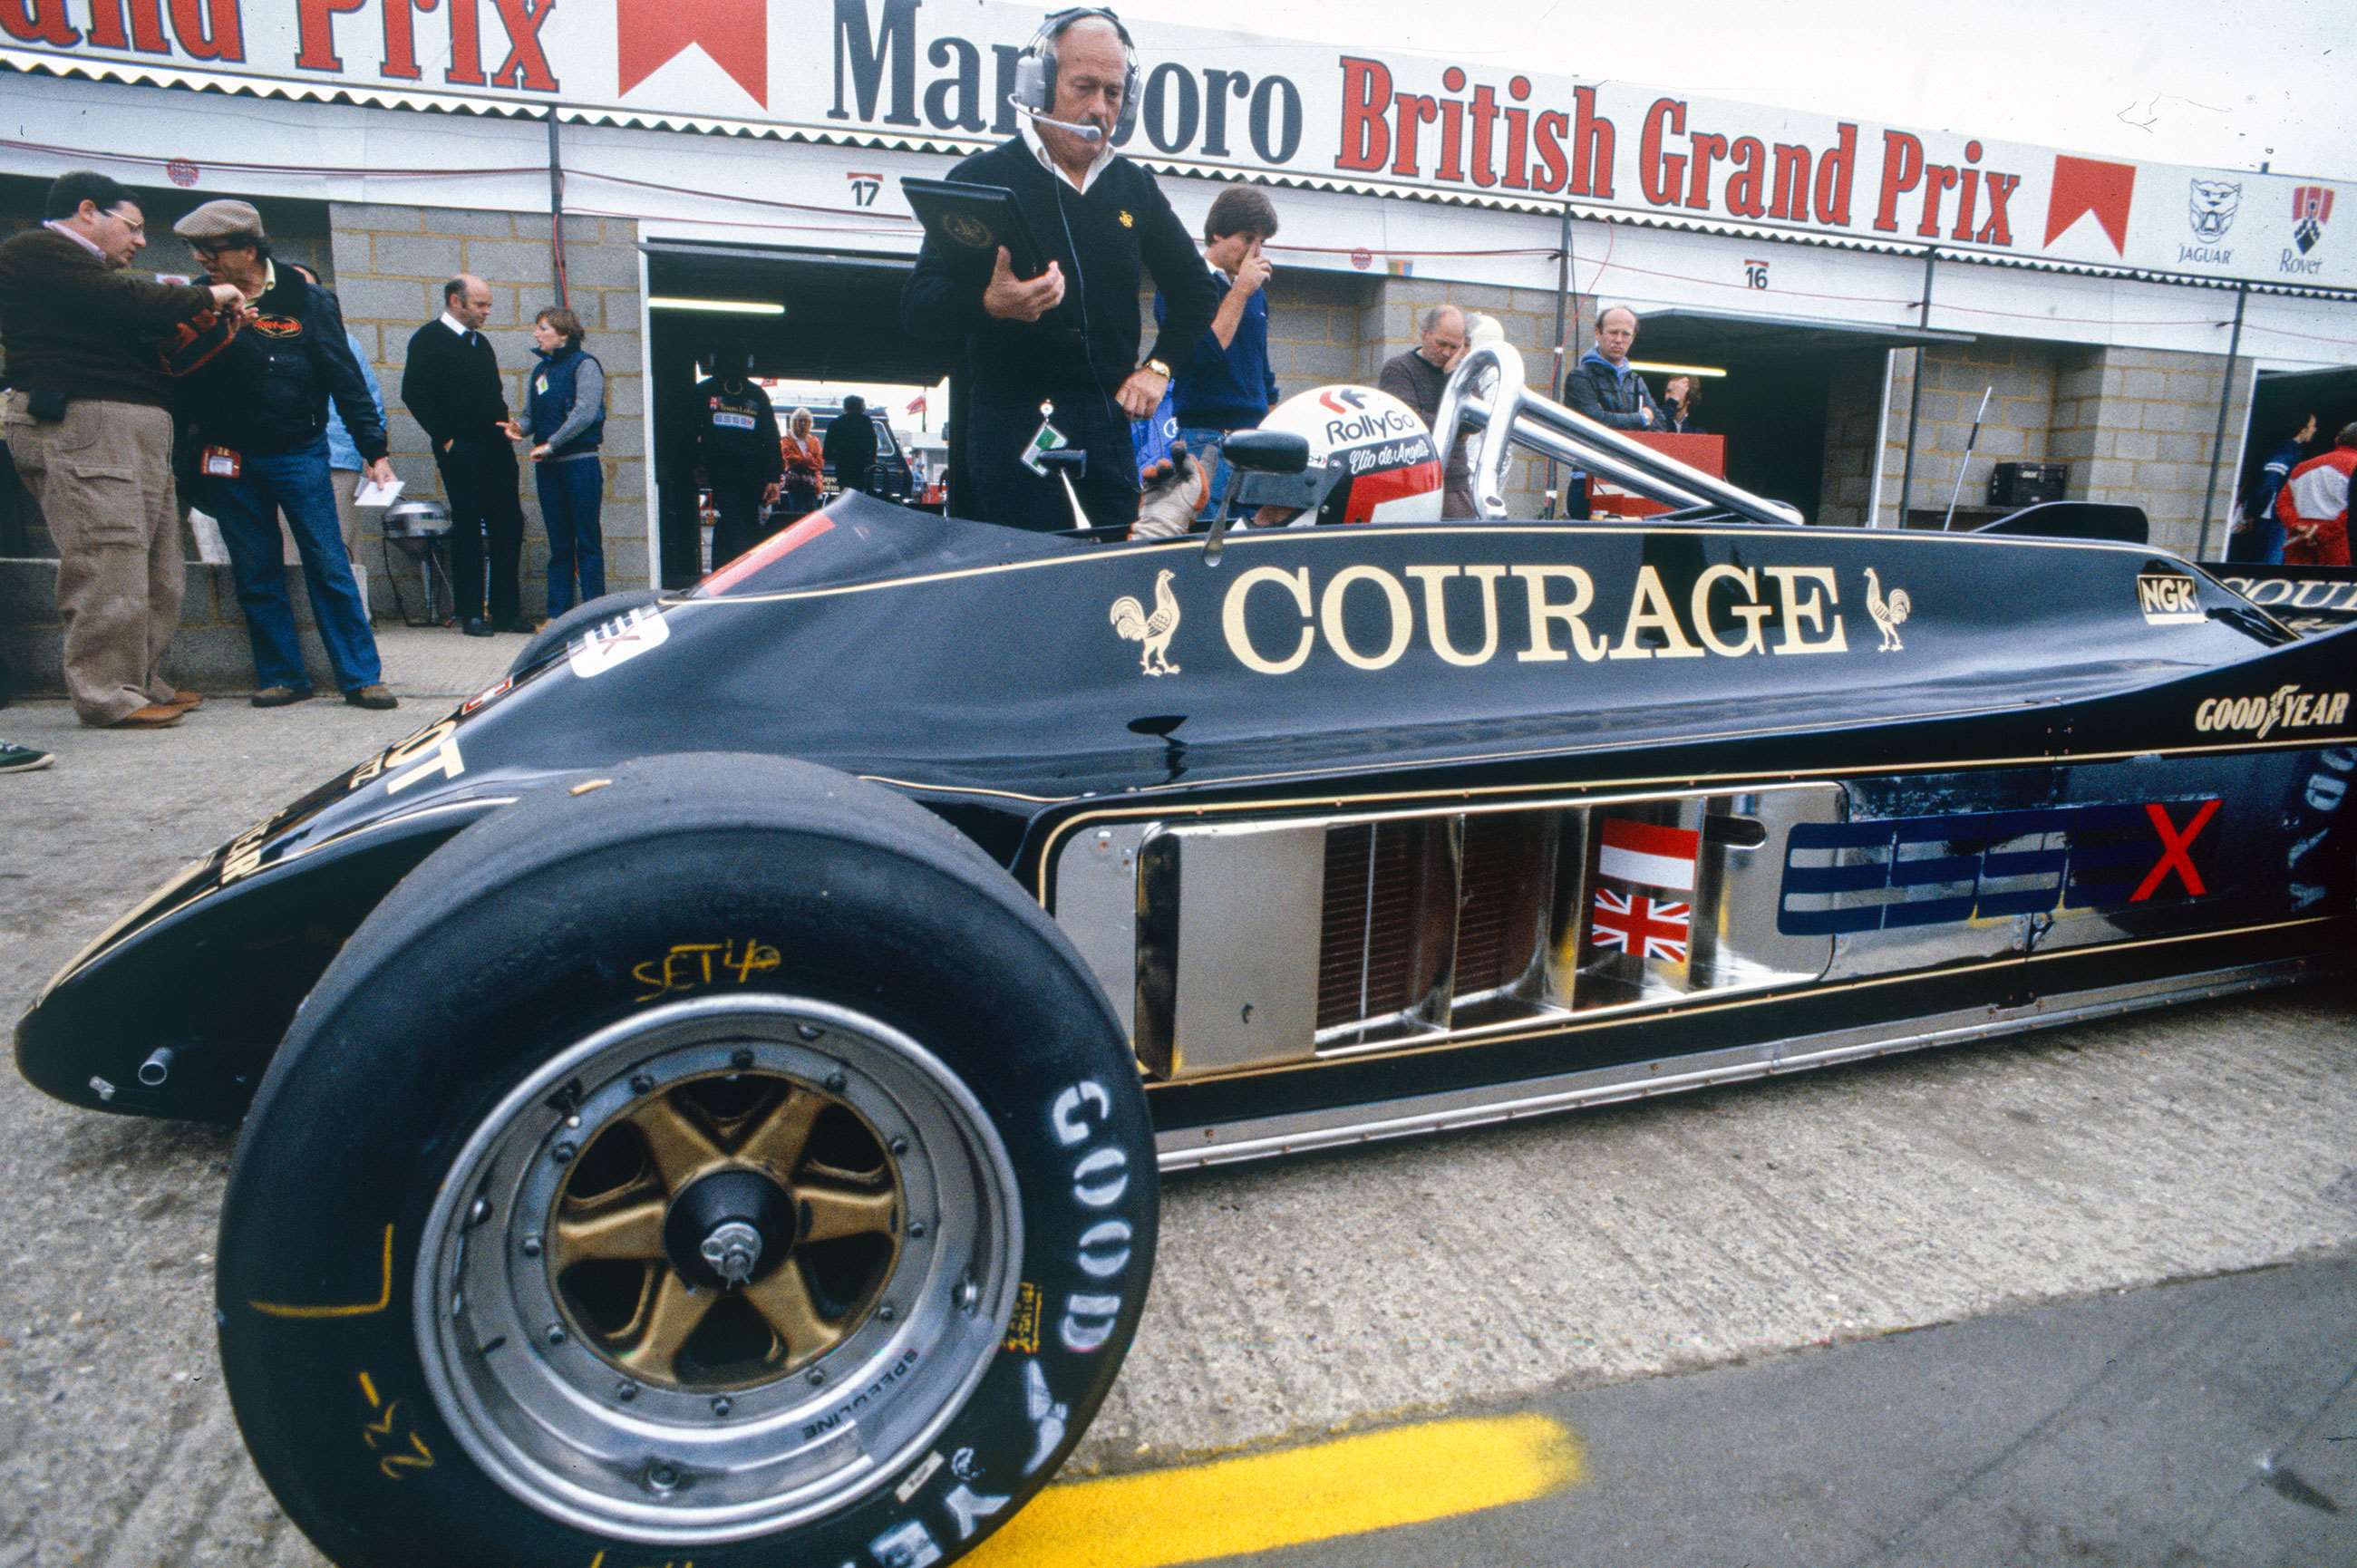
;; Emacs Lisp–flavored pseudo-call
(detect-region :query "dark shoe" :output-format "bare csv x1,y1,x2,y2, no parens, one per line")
344,683,399,711
164,689,204,710
109,703,187,728
461,616,495,638
493,617,539,634
0,739,53,772
250,685,315,708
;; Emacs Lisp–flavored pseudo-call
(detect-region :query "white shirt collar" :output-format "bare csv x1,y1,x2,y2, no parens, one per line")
440,310,473,337
44,219,106,260
1020,119,1115,195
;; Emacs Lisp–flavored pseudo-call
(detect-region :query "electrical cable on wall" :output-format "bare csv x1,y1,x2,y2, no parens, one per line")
6,133,2351,347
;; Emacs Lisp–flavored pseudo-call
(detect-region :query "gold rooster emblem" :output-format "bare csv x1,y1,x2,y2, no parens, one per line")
1110,567,1181,676
1865,566,1911,652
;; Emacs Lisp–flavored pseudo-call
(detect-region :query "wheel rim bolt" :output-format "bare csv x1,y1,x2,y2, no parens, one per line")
879,1304,897,1322
616,1380,637,1402
712,1396,732,1418
732,1049,755,1070
796,1024,820,1041
521,1234,542,1258
467,1196,491,1226
630,1073,655,1094
807,1368,826,1386
551,1141,577,1164
908,1221,926,1238
646,1462,679,1493
827,1070,848,1092
890,1137,909,1156
545,1323,567,1346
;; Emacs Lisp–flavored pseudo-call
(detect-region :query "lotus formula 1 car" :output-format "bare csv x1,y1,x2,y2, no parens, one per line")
16,344,2354,1568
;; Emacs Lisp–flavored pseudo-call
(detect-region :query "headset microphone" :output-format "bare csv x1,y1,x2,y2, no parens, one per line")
1007,97,1106,143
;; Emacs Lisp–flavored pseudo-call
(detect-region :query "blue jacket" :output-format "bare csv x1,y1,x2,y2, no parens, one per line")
323,329,384,471
527,344,606,460
1157,272,1277,431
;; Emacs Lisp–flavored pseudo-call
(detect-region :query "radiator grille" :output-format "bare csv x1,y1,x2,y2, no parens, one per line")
1315,823,1437,1030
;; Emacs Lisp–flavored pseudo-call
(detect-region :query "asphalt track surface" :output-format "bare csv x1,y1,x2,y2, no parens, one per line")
2,634,2352,1566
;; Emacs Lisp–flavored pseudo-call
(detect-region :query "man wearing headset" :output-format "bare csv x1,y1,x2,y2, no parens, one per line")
901,7,1218,532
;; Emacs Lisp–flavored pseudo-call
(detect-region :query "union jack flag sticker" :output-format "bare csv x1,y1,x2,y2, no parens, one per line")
1590,886,1691,963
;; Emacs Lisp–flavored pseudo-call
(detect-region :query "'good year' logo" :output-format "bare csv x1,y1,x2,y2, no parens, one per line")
2194,684,2351,740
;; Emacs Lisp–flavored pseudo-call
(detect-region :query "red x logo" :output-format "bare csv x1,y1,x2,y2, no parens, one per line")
2130,799,2220,902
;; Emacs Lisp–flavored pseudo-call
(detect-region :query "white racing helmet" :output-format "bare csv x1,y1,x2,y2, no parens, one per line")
1229,384,1445,526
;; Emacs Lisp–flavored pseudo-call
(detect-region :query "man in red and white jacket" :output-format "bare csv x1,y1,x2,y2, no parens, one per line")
2275,421,2357,566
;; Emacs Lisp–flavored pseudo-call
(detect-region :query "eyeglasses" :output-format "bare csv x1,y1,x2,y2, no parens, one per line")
102,208,146,237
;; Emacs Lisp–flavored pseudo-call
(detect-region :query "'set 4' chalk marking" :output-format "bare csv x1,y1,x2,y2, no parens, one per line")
631,937,783,1002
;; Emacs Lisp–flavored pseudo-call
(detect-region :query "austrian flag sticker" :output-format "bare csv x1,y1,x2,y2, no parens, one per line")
1596,818,1700,891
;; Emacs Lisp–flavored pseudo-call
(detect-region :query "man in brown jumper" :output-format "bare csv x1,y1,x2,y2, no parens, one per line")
0,170,243,728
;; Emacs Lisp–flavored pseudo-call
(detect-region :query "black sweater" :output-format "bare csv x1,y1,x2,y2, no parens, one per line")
401,318,509,448
182,266,386,461
901,138,1217,404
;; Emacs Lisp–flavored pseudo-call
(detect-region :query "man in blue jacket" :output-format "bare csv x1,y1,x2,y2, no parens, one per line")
1157,186,1280,521
2230,412,2315,564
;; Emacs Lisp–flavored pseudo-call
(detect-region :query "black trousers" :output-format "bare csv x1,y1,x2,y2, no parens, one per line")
960,390,1138,532
437,436,526,624
708,471,771,570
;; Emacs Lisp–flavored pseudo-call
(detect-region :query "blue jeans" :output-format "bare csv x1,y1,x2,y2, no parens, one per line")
1178,425,1237,521
536,455,606,616
202,438,382,692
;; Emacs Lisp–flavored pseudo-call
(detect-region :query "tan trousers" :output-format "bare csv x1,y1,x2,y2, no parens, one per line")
1,392,184,725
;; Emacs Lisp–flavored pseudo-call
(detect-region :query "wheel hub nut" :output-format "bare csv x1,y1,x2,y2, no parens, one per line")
699,1220,763,1288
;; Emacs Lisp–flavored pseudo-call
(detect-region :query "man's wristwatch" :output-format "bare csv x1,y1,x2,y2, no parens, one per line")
1141,358,1171,381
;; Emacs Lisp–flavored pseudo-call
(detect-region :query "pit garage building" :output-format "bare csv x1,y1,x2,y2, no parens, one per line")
2,1,2352,683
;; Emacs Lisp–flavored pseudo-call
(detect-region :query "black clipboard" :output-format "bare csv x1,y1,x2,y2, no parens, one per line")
903,177,1049,279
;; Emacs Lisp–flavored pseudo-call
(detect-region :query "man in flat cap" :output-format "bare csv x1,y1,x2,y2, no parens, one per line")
173,198,397,709
0,169,246,729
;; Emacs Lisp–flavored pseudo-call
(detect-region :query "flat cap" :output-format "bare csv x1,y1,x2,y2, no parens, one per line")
172,198,265,241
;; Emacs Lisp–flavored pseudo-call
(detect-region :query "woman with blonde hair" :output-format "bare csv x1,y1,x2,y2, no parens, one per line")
780,405,825,520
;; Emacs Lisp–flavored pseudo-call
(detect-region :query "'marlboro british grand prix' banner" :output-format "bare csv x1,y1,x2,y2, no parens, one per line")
3,0,2346,293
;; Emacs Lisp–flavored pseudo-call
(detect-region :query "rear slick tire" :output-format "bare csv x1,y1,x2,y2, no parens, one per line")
215,753,1155,1567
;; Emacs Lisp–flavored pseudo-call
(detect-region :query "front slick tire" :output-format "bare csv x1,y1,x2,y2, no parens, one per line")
217,754,1155,1568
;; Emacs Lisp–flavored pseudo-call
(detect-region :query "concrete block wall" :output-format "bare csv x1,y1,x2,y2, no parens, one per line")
1871,340,2245,551
2049,345,2248,557
1817,349,1895,528
0,557,358,697
326,203,649,615
1888,338,2061,523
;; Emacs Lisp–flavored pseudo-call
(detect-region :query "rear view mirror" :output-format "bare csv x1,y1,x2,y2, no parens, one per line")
1220,431,1309,475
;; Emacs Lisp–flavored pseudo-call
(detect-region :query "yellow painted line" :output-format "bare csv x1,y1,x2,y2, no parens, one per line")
968,1413,1584,1568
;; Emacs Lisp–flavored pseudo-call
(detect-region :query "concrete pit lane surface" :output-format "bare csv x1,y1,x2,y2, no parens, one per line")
0,636,2352,1566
